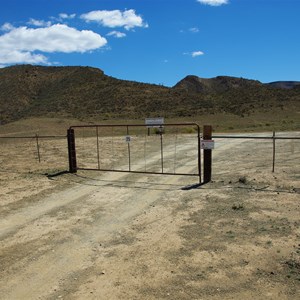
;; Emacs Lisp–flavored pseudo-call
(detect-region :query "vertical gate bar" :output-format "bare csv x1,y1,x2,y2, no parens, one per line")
173,129,178,174
35,134,41,163
198,126,201,184
111,127,114,170
203,125,212,183
96,126,100,170
160,126,164,173
272,131,276,173
144,133,147,171
127,125,131,171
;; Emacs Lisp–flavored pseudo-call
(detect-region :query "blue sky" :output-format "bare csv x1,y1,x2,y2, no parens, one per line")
0,0,299,86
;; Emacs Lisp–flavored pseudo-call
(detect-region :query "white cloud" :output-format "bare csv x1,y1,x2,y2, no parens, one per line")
81,9,148,30
27,18,52,27
59,13,76,19
0,50,48,65
0,24,107,65
192,51,204,57
50,13,76,23
197,0,229,6
184,51,205,57
1,23,15,31
189,27,199,33
107,31,126,38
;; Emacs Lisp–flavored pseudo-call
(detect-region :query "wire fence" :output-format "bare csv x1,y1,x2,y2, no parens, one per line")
0,135,68,174
0,131,299,179
211,132,300,180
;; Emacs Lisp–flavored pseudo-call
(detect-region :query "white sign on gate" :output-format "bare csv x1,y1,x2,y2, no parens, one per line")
145,117,164,128
201,140,215,150
125,136,131,143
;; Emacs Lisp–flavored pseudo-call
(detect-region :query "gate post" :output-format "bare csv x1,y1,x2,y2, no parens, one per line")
67,128,77,173
203,125,212,183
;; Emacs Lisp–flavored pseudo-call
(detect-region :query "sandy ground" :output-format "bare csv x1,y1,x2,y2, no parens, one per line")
0,131,299,299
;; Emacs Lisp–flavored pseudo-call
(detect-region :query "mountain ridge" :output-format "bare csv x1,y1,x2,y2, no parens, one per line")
174,75,300,92
0,65,299,126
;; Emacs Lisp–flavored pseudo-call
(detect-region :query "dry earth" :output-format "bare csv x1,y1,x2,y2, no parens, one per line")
0,131,299,299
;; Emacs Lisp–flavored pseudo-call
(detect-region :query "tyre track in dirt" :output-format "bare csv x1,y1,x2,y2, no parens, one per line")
1,132,299,300
0,135,253,299
0,135,210,299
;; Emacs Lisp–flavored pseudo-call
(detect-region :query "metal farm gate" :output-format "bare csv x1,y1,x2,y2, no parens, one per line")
67,123,212,184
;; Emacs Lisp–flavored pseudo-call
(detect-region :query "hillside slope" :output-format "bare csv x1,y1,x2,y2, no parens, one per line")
173,75,263,93
267,81,300,89
0,65,299,127
0,65,209,124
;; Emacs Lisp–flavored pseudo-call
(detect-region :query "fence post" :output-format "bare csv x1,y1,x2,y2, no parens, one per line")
203,125,212,183
197,125,201,184
96,126,100,170
127,125,131,171
160,126,164,173
35,134,41,163
272,131,276,173
67,128,77,173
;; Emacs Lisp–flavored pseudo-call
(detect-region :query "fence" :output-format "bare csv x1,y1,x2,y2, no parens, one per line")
0,135,68,174
211,132,300,179
0,131,299,181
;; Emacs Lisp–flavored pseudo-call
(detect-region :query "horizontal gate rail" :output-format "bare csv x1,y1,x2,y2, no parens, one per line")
0,135,66,139
76,168,199,177
69,123,200,129
212,135,300,140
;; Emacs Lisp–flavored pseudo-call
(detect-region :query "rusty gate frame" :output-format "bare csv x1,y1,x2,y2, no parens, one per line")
67,123,208,184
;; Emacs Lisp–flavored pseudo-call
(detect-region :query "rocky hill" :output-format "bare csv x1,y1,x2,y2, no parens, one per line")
173,75,263,93
266,81,300,90
0,65,299,125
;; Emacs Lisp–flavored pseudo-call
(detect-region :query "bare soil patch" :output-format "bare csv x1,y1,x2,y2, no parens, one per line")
0,131,299,299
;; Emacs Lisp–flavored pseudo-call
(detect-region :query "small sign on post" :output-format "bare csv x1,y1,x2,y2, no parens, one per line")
125,136,131,143
145,117,164,128
201,139,215,150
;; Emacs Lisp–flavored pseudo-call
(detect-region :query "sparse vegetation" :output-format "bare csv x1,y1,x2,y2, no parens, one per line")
232,203,244,210
0,65,299,132
238,176,247,184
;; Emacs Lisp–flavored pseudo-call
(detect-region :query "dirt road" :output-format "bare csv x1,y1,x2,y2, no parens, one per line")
0,133,299,299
